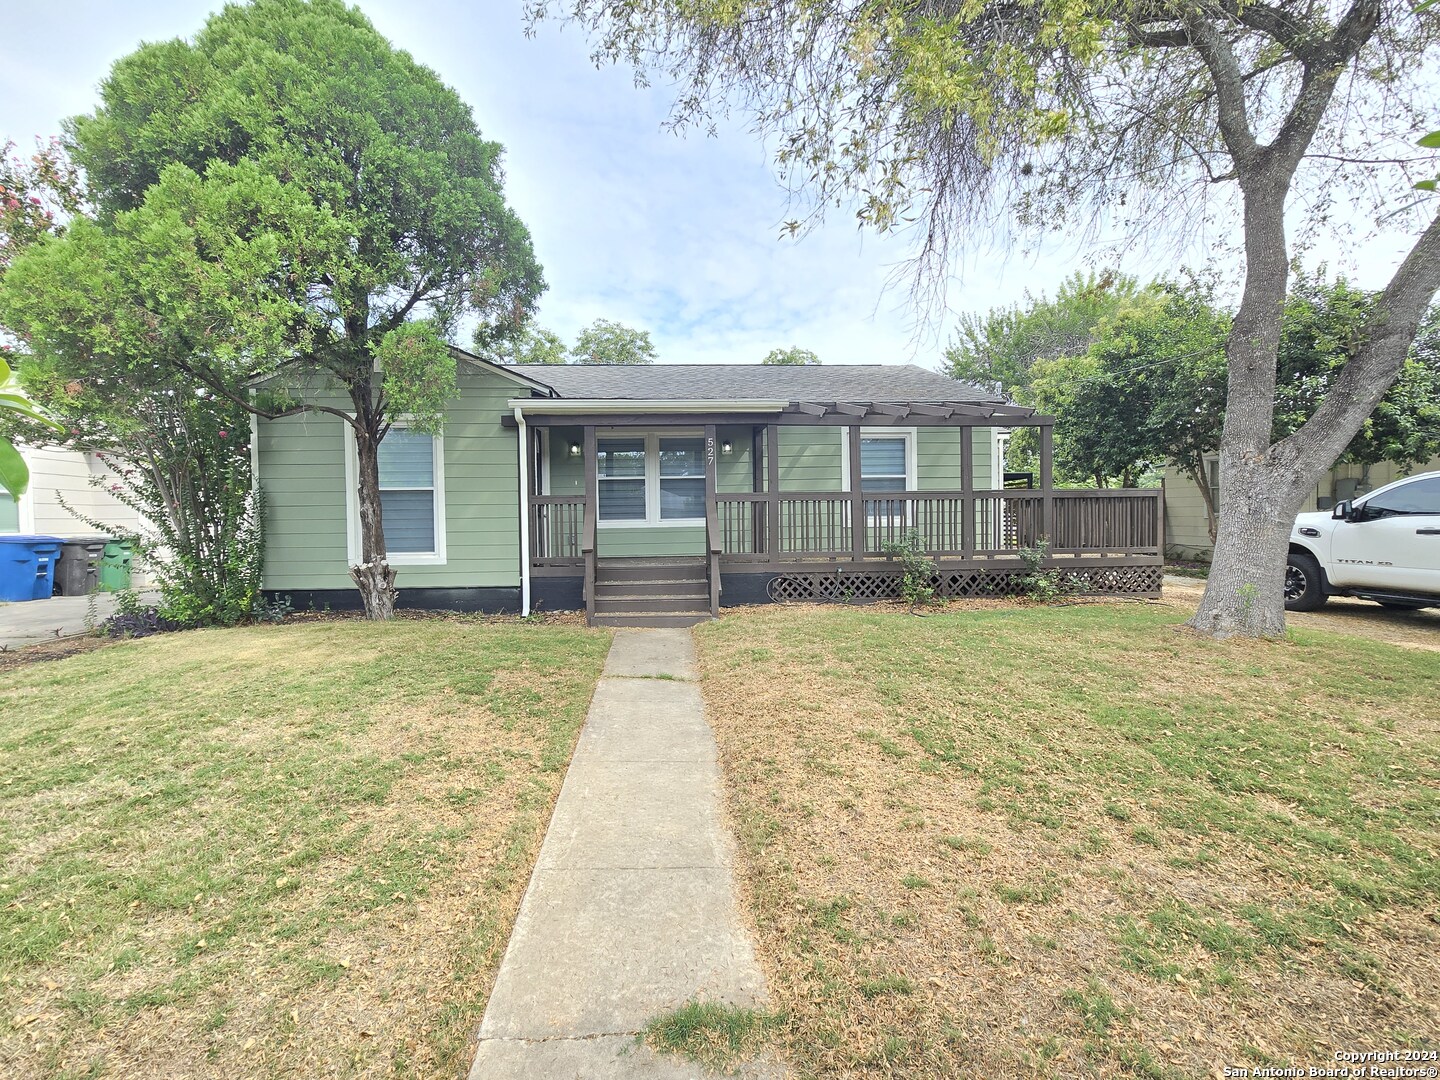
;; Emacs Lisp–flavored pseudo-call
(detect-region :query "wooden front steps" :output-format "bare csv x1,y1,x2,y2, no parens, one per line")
590,557,712,628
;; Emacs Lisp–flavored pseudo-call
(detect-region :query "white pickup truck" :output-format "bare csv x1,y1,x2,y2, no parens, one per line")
1286,470,1440,611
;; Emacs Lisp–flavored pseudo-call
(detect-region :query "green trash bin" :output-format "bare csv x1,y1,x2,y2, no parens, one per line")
98,539,134,592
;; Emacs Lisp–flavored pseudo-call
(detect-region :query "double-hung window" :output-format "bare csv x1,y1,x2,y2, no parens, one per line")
658,438,705,520
597,433,707,525
346,422,446,564
378,429,438,553
857,432,914,524
859,436,909,494
597,439,647,521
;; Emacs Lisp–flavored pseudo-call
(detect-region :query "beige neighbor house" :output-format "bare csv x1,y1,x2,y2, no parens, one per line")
1162,454,1440,561
0,443,150,586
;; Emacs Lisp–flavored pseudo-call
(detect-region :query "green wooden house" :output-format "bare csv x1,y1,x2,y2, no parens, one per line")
255,353,1163,625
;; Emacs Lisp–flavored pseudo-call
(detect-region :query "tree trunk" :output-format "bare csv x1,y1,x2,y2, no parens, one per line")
1188,193,1440,636
1186,167,1297,637
349,424,397,620
1187,455,1304,637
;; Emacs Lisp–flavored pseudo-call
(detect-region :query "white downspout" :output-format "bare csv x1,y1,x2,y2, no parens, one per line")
514,405,531,616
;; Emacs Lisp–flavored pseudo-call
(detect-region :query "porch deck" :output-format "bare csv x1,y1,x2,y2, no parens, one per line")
513,405,1163,622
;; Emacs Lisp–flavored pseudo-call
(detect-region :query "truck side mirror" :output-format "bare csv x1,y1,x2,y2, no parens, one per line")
1332,499,1352,521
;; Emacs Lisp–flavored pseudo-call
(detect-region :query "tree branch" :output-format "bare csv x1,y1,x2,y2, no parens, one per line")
1265,1,1380,176
1181,13,1259,166
1275,205,1440,467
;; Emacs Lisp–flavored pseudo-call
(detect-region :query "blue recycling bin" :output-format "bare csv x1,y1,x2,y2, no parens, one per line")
0,535,63,601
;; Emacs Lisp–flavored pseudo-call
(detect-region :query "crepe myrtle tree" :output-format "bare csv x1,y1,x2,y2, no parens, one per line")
0,0,544,619
533,0,1440,637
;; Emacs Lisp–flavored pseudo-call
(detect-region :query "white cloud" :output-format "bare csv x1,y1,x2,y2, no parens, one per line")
1,0,1427,375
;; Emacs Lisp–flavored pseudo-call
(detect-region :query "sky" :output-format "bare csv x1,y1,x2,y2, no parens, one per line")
0,0,1426,368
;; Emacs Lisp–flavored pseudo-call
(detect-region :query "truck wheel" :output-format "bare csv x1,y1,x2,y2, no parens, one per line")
1284,552,1327,611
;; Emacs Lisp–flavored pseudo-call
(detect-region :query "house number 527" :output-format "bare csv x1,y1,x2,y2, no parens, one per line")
706,437,715,465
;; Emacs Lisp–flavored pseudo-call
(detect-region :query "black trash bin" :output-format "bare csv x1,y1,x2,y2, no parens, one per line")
54,537,111,596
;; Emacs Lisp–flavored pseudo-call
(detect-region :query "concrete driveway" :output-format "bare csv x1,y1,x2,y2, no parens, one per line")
0,591,160,650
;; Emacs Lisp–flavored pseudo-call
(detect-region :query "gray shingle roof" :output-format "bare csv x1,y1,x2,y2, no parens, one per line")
509,363,998,404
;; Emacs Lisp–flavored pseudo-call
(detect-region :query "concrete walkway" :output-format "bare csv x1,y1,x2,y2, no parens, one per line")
0,591,159,650
469,629,780,1080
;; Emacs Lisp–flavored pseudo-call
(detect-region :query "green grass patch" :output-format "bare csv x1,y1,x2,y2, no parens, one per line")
0,617,610,1078
695,602,1440,1079
643,999,783,1070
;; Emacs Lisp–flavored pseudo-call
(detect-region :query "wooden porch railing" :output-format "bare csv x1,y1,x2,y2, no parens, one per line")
713,488,1162,561
532,488,1162,568
530,495,586,563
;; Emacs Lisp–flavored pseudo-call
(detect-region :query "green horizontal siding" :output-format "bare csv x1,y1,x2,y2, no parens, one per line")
260,394,1004,589
916,428,995,491
597,526,705,557
257,373,522,592
778,427,842,491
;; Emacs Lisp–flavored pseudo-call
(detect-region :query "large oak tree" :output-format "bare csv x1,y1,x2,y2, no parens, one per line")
533,0,1440,636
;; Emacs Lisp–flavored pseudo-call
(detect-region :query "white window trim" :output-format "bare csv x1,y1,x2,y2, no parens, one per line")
1,447,34,534
344,420,447,566
596,429,707,529
840,427,918,492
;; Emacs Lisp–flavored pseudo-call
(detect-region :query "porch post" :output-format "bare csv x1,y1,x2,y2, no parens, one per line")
751,425,764,555
515,407,531,616
849,422,865,562
1039,421,1055,551
582,425,598,620
766,423,780,566
960,424,975,558
705,424,719,616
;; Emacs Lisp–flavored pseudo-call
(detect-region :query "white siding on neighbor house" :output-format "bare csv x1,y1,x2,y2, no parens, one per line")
21,446,146,538
1162,454,1440,559
0,444,149,540
1,445,153,585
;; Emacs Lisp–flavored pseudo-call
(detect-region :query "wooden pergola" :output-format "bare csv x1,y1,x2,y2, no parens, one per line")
509,398,1161,618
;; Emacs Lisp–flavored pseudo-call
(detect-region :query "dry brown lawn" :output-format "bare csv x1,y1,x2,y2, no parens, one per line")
0,617,610,1079
696,601,1440,1079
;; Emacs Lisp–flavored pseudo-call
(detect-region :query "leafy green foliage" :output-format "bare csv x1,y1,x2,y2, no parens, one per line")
0,0,545,616
880,530,937,610
763,346,820,365
26,375,268,628
946,270,1139,397
570,318,656,364
376,322,455,436
971,272,1437,507
1274,271,1440,468
484,322,568,364
1016,541,1083,602
0,138,83,272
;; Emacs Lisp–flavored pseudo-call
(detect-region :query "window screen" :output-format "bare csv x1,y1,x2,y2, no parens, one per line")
378,429,436,553
659,437,705,520
598,438,646,521
860,437,907,492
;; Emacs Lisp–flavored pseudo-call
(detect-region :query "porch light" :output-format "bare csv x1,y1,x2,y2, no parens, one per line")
721,440,733,455
568,442,581,457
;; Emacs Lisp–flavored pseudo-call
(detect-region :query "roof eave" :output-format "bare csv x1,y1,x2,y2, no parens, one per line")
508,398,792,414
